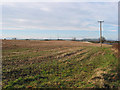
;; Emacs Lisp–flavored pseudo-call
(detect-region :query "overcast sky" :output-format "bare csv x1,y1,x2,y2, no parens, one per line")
2,2,118,40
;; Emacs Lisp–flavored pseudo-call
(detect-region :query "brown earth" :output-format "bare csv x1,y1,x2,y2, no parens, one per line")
2,40,110,50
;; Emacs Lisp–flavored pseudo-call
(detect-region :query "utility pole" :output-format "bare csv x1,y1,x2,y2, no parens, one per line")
98,20,104,47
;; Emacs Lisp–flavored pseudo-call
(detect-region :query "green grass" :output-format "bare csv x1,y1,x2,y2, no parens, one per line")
2,46,119,88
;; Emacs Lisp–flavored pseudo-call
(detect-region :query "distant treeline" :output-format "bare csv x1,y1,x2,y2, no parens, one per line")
89,40,119,44
3,38,119,44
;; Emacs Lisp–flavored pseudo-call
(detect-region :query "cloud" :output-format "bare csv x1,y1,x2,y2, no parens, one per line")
109,30,117,32
2,2,118,40
1,0,119,2
3,3,117,29
14,18,28,22
3,27,25,30
3,24,99,31
40,7,51,12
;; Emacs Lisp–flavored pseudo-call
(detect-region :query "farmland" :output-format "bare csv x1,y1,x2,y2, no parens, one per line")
2,40,119,88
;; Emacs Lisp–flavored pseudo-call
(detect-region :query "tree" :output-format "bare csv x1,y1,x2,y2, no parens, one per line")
25,39,29,41
12,38,17,40
4,38,6,40
99,36,106,43
72,37,76,41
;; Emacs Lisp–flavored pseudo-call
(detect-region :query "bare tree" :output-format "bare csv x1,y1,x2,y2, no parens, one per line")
99,36,106,43
72,37,76,41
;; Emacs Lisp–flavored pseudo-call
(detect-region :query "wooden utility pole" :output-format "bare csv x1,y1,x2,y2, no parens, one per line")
98,20,104,47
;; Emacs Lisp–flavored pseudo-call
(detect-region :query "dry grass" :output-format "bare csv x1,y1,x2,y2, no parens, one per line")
2,40,110,50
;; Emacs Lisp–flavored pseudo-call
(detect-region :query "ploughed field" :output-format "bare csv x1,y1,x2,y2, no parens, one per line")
2,40,119,88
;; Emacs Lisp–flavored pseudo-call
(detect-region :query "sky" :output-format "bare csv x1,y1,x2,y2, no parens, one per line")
1,2,118,40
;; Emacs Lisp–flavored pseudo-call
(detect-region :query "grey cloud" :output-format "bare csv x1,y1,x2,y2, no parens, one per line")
2,2,117,31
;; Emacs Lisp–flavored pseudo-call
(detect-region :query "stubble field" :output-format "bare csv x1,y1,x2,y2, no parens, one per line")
2,40,119,88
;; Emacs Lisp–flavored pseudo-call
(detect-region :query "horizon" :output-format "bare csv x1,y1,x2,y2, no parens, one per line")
1,35,118,41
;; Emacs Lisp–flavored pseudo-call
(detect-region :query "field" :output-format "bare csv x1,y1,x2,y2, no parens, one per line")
2,40,119,88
